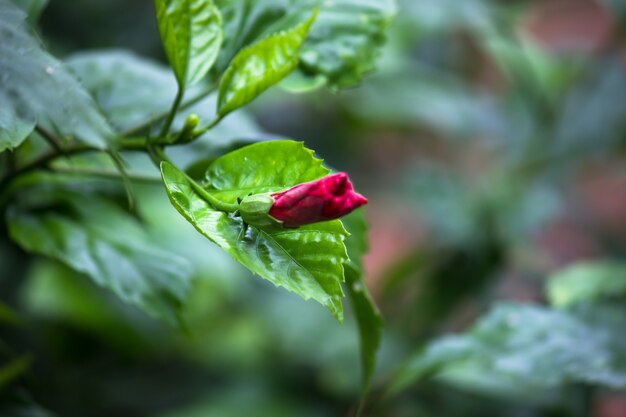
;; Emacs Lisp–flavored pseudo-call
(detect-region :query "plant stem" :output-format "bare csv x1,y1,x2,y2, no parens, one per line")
35,125,64,153
186,174,238,212
159,87,184,139
0,119,236,212
148,145,237,212
192,116,222,139
121,82,218,137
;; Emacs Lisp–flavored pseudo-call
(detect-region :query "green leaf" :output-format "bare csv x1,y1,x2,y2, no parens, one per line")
154,0,223,87
68,50,180,132
0,0,114,148
22,260,156,353
342,209,382,392
7,190,192,325
547,261,626,308
216,0,395,90
212,0,290,72
217,10,317,117
205,140,328,203
160,141,349,321
288,0,396,89
0,106,34,152
391,303,626,396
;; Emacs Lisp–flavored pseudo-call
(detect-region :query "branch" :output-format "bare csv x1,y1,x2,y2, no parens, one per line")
35,125,64,153
159,87,184,139
121,82,218,137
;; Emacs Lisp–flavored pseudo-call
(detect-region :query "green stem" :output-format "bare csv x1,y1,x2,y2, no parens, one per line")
108,150,135,209
186,174,238,212
159,87,185,139
192,116,222,139
121,82,218,137
35,125,64,153
149,145,237,212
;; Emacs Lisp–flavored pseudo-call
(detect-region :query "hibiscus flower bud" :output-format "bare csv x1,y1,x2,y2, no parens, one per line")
268,172,368,228
237,173,367,228
174,113,200,144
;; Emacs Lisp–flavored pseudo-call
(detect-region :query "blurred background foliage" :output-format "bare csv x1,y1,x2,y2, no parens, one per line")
2,0,626,416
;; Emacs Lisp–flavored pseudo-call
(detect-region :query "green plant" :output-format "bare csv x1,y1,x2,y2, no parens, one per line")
0,0,394,414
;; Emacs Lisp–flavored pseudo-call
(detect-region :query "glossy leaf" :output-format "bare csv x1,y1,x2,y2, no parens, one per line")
212,0,288,71
392,303,626,395
154,0,223,87
547,261,626,308
217,10,317,117
160,142,349,321
205,140,328,203
0,0,113,148
7,190,192,325
216,0,395,90
290,0,396,89
342,209,382,391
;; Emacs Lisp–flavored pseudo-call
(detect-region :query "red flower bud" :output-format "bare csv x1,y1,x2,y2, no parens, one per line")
269,172,368,228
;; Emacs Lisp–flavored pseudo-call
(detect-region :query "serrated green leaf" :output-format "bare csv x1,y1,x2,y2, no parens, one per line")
392,303,626,396
342,209,382,392
160,142,349,321
0,0,113,148
7,190,192,325
205,140,329,203
217,10,317,117
154,0,223,87
547,261,626,308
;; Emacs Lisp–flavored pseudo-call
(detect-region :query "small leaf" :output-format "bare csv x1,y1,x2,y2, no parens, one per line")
154,0,223,87
217,10,317,117
160,141,349,321
547,261,626,308
342,209,382,392
0,0,114,148
7,190,192,325
391,303,626,396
